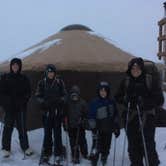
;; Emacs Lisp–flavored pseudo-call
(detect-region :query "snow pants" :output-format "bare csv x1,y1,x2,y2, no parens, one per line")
2,110,29,151
42,109,63,157
127,115,160,166
68,127,88,160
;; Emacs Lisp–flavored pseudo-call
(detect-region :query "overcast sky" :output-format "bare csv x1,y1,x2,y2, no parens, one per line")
0,0,165,62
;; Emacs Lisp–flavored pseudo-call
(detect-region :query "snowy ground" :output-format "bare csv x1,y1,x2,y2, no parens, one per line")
0,126,166,166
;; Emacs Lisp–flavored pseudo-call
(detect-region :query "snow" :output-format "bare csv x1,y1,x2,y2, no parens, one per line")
0,90,165,166
87,31,121,49
163,92,166,110
8,39,62,61
0,125,166,166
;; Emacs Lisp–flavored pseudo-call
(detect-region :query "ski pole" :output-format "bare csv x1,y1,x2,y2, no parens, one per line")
39,111,50,166
63,116,69,166
0,111,5,138
136,105,149,166
113,136,117,166
65,130,69,166
121,102,130,166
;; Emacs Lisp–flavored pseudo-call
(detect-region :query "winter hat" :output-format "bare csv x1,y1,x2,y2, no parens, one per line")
70,85,81,99
127,57,144,74
10,58,22,73
97,81,110,98
45,64,56,77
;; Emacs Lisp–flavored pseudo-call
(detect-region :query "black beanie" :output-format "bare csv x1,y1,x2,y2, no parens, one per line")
45,64,56,77
10,58,22,73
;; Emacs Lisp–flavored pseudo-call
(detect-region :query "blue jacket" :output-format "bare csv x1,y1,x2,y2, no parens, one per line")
89,97,119,133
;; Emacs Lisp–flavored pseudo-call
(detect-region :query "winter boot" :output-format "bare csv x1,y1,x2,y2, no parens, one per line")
72,157,80,164
101,154,108,166
89,147,98,160
25,148,33,156
1,149,10,158
61,145,66,160
54,155,63,165
39,149,51,165
90,152,99,166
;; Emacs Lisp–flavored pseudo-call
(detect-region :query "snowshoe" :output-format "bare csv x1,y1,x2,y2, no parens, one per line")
39,155,51,166
25,148,34,156
52,156,63,166
91,159,98,166
61,145,66,160
1,150,10,158
101,159,107,166
72,157,80,164
101,155,107,166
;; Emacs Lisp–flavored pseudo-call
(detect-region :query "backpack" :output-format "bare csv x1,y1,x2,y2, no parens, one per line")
144,60,161,91
124,60,164,111
125,60,162,92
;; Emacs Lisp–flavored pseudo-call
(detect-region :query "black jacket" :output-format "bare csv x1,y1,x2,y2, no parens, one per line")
65,98,88,128
35,77,67,111
115,73,164,111
0,72,31,111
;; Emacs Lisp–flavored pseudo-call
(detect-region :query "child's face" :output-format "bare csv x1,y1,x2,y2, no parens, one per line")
99,88,107,98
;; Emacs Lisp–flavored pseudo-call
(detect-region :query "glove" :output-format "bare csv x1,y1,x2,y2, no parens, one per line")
114,128,120,138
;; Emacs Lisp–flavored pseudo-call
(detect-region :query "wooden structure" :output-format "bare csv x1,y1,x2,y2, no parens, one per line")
158,2,166,59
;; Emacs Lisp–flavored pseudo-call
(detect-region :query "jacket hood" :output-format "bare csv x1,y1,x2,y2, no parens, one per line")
10,58,22,73
126,57,145,76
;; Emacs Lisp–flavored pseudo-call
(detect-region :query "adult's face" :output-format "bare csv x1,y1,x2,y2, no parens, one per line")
11,63,19,73
47,71,55,79
131,64,142,78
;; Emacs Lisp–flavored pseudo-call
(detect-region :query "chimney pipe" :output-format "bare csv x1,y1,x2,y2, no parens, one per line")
164,2,166,17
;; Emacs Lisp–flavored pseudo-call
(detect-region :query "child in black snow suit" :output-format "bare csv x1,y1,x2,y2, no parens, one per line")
35,64,67,165
64,85,88,164
0,58,33,158
88,81,120,166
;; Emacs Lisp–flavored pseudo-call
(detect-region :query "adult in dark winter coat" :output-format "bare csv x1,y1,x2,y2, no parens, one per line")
115,57,164,166
0,58,33,158
64,85,88,164
35,64,67,164
88,81,120,166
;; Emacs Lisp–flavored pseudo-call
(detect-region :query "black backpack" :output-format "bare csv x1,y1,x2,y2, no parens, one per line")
125,60,162,91
124,60,164,108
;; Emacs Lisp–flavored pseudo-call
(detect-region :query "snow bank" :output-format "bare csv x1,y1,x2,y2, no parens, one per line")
8,39,62,61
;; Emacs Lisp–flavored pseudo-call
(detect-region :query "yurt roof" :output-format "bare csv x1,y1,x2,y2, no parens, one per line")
0,24,135,72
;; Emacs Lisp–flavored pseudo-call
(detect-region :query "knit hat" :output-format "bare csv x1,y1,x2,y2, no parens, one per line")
45,64,56,77
97,81,110,98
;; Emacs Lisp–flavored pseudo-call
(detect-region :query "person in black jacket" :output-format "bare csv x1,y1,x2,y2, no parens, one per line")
88,81,120,166
35,64,67,165
0,58,33,158
115,57,164,166
64,85,88,164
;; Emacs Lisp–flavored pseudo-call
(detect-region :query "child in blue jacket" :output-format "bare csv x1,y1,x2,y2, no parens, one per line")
88,81,120,166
